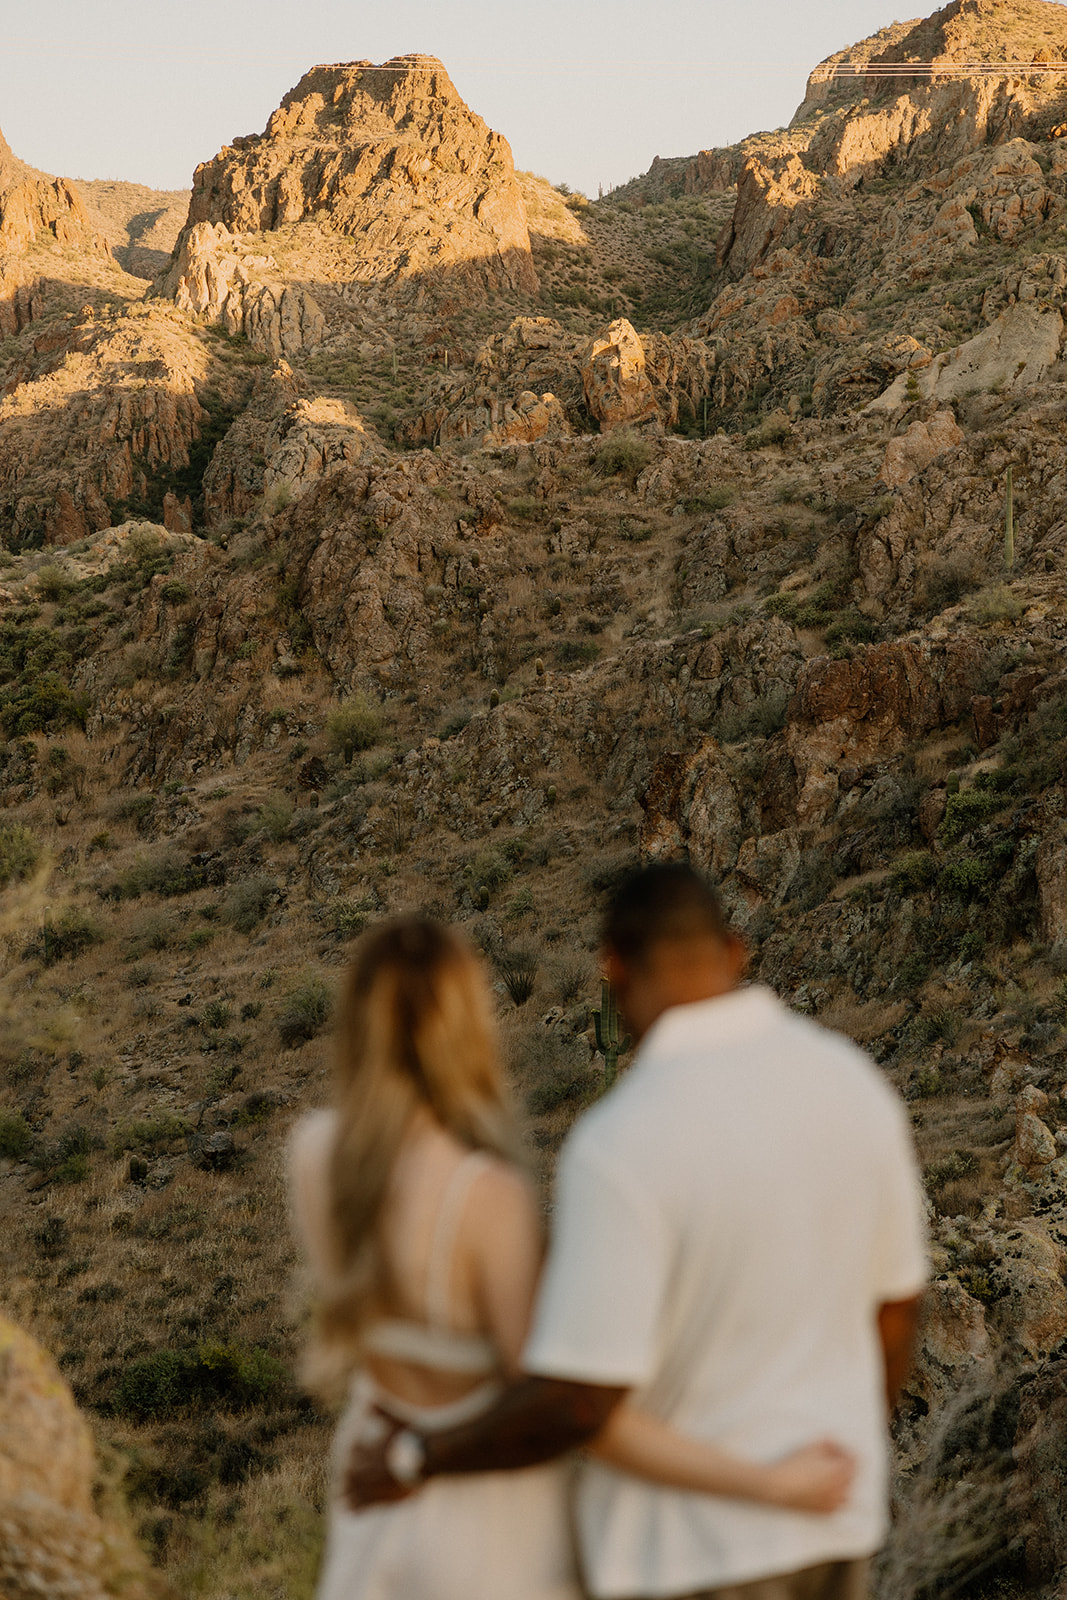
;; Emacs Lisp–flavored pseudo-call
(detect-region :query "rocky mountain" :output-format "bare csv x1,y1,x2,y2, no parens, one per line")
155,54,538,366
7,3,1067,1594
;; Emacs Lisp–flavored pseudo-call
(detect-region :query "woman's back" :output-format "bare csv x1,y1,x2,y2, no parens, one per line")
291,1108,543,1409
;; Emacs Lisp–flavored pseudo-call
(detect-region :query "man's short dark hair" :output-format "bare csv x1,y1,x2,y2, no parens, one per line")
603,861,730,967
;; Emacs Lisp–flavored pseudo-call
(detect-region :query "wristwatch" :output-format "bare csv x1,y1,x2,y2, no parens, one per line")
385,1427,427,1488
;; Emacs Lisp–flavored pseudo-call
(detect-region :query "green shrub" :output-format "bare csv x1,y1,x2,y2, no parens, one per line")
0,822,40,887
0,673,88,737
969,585,1024,625
55,1150,90,1183
467,849,512,892
24,908,101,965
939,789,1002,844
124,913,176,957
925,1148,976,1187
0,1110,32,1159
202,1000,232,1030
496,948,539,1006
595,430,653,480
825,609,877,649
326,696,382,762
681,488,736,514
108,793,156,830
939,856,995,900
111,1113,191,1156
222,876,277,934
277,976,331,1047
112,1341,284,1420
527,1064,593,1114
744,413,791,451
909,1007,962,1047
257,794,293,843
120,849,207,898
891,853,938,894
320,896,373,941
35,563,75,602
159,580,191,605
716,688,790,742
555,639,600,667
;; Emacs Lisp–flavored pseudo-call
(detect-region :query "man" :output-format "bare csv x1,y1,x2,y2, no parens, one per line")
348,862,927,1600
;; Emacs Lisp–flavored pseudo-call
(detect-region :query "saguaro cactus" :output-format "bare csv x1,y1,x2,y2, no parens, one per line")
1005,465,1015,571
590,979,631,1088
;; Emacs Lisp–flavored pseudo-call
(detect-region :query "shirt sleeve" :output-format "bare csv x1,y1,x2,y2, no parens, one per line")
523,1129,672,1387
871,1095,929,1303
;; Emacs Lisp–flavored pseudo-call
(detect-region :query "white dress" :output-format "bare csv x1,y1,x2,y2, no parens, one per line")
290,1114,583,1600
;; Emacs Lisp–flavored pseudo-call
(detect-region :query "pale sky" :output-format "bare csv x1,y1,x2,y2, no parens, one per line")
4,1,916,197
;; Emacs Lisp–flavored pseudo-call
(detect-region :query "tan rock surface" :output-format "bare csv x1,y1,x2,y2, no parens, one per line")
0,1313,152,1599
158,221,326,357
883,410,965,488
868,300,1064,411
165,57,537,307
582,318,658,432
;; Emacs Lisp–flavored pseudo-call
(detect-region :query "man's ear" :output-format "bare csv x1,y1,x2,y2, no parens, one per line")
602,946,627,990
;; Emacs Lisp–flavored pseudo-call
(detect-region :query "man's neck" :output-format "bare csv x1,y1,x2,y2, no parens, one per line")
614,935,746,1045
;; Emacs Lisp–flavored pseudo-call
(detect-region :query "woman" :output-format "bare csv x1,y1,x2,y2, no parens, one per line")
290,917,853,1600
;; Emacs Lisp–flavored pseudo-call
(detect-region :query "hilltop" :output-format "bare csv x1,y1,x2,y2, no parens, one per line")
6,9,1067,1594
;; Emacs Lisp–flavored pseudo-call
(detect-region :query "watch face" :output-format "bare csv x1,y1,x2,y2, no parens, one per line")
387,1428,425,1486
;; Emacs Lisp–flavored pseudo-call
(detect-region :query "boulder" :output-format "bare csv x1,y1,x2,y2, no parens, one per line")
157,221,325,357
1016,1110,1058,1170
0,1313,150,1598
882,410,964,488
640,741,743,878
718,155,818,279
786,638,990,821
906,1277,992,1415
581,319,658,432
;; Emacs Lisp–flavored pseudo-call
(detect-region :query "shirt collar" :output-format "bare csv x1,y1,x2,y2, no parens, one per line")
635,984,784,1067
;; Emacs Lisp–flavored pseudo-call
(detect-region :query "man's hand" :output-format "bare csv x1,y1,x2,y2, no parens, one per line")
344,1411,416,1510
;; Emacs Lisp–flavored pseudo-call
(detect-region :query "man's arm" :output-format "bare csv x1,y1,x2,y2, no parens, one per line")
878,1294,922,1410
344,1376,627,1508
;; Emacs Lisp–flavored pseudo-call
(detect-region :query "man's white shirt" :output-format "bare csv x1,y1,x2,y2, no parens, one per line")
523,986,927,1600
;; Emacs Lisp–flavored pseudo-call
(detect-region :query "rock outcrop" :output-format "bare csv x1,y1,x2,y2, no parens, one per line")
160,56,537,313
0,1313,151,1598
0,125,111,336
159,221,326,357
869,299,1064,410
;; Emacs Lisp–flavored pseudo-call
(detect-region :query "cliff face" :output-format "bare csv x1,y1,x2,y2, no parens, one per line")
159,55,537,321
0,126,112,336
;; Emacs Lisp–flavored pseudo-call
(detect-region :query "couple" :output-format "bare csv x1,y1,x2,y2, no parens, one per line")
290,863,927,1600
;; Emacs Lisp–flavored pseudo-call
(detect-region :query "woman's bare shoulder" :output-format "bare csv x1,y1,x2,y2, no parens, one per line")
467,1154,540,1233
289,1108,337,1175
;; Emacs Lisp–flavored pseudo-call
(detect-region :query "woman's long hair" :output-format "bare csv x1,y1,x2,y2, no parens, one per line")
307,916,520,1387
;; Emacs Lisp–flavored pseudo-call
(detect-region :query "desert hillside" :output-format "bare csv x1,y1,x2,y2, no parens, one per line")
6,3,1067,1594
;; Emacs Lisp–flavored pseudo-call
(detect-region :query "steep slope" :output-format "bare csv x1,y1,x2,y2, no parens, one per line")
75,180,189,280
